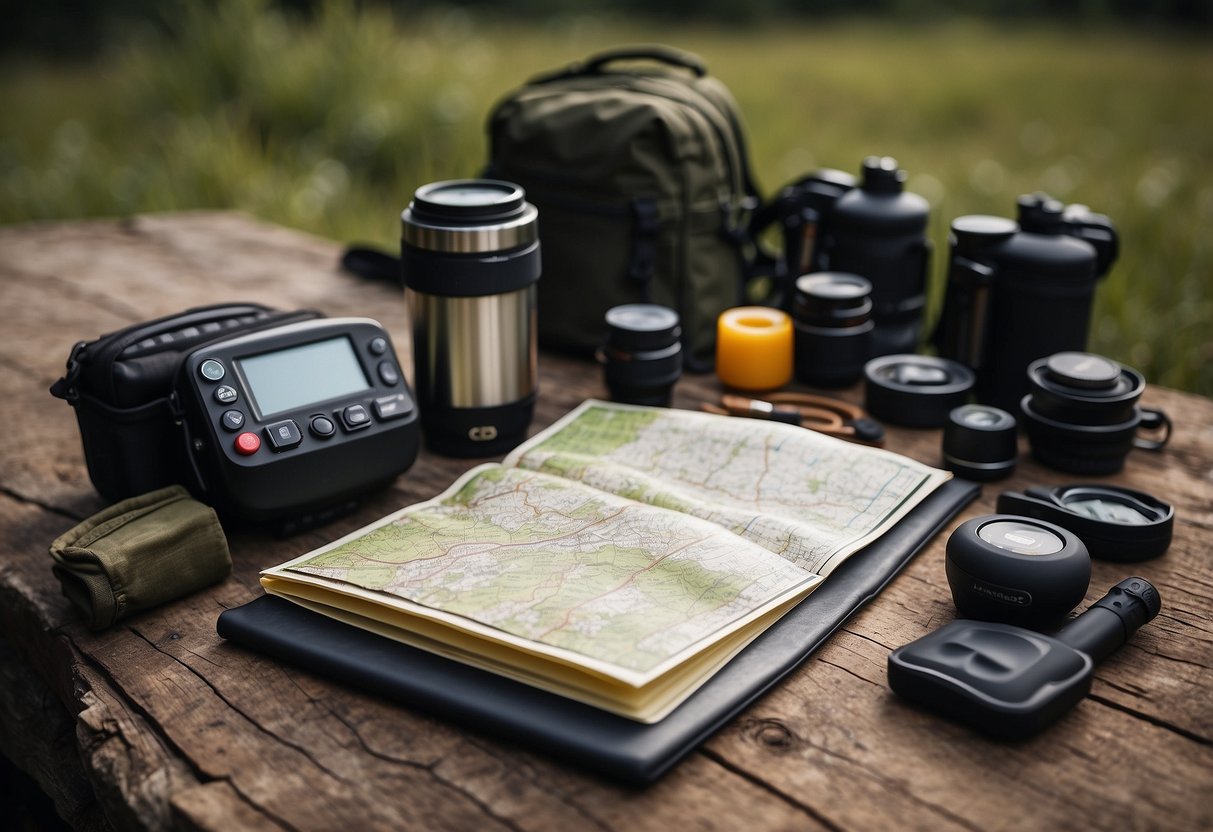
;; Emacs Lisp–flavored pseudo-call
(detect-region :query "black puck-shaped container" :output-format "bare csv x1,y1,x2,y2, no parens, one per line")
946,514,1091,629
863,355,975,427
599,304,682,407
1021,351,1171,474
942,404,1018,481
792,272,874,388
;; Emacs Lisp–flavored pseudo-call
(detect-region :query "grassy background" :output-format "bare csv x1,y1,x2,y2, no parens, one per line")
2,1,1210,395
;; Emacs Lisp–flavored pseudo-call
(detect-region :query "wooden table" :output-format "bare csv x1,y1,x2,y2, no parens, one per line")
2,213,1210,832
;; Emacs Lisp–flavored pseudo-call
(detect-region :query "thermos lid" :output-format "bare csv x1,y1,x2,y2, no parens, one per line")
864,355,975,427
951,215,1019,255
1028,351,1145,403
402,179,539,255
1044,352,1121,390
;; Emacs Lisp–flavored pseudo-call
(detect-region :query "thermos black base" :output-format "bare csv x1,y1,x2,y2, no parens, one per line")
421,394,537,458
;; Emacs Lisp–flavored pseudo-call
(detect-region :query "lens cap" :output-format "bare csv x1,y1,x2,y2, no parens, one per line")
863,355,975,427
942,404,1018,481
605,304,681,352
793,273,873,326
996,484,1174,562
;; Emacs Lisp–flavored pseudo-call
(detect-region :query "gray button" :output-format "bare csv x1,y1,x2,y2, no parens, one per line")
199,359,226,382
220,410,245,432
369,337,388,356
214,385,238,405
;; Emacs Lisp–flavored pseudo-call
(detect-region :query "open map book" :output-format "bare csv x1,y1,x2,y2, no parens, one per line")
262,401,950,722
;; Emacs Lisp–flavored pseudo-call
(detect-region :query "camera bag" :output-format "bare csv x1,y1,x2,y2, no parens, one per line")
50,303,319,502
486,45,766,368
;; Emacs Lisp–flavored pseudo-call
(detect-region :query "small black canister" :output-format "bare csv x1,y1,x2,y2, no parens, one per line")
792,272,874,388
600,304,682,407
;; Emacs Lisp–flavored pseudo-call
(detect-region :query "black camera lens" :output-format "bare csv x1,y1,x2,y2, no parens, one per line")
792,272,873,388
946,514,1091,629
863,355,975,427
599,304,682,407
1021,351,1171,474
942,404,1018,481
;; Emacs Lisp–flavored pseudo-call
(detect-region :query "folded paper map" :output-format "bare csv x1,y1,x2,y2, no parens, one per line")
262,401,950,722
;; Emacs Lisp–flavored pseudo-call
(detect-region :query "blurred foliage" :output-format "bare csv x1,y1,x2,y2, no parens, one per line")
1,0,1210,395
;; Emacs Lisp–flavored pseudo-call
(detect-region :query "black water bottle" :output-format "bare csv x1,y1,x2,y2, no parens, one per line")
936,194,1116,412
815,157,931,357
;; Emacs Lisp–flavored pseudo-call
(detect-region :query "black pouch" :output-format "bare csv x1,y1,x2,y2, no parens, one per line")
50,303,319,502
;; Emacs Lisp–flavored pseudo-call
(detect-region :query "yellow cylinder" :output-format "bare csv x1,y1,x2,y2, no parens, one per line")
716,307,794,391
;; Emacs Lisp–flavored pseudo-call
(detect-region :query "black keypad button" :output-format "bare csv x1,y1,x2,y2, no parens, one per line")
264,419,302,451
214,385,238,405
373,393,414,421
310,415,336,438
341,404,371,431
378,361,400,386
220,410,245,432
368,337,388,356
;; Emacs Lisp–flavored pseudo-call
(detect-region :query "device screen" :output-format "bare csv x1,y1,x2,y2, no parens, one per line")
238,336,370,418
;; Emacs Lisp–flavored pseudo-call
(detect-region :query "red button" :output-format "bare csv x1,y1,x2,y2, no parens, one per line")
234,432,261,456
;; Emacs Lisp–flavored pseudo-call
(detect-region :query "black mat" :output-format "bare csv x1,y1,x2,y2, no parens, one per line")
218,478,979,785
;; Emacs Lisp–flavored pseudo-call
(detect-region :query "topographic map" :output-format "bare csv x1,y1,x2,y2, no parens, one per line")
506,401,947,575
263,401,949,708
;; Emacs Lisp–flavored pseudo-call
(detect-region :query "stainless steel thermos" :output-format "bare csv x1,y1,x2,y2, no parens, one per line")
401,180,540,457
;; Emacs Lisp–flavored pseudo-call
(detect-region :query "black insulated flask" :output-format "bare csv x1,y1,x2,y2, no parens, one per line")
934,193,1118,413
813,156,931,357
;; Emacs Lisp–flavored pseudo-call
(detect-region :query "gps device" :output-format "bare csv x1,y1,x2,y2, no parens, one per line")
177,317,419,524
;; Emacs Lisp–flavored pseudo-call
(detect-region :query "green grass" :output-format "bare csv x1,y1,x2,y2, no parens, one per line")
2,2,1210,396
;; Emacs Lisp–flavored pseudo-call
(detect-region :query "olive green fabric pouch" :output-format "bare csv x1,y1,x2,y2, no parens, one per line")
49,485,231,630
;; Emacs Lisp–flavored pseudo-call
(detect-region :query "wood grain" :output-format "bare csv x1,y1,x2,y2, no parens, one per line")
1,213,1210,831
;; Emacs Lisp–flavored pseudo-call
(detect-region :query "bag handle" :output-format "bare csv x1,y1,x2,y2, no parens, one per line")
582,45,707,77
529,45,707,85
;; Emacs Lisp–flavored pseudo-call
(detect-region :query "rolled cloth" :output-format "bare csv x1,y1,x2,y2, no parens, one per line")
49,485,231,630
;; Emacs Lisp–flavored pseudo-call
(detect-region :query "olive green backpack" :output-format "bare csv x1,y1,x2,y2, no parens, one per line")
486,45,766,368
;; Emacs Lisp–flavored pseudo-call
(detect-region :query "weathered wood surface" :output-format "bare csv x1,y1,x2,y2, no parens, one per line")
1,212,1210,831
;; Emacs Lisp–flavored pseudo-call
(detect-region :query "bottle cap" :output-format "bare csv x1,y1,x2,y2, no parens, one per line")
860,156,907,194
